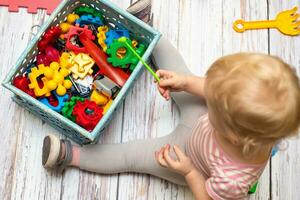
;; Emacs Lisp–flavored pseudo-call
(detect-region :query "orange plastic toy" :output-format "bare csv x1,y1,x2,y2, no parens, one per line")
233,7,300,36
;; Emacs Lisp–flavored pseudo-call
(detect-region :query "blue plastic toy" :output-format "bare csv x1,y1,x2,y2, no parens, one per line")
40,92,69,112
75,14,104,27
105,29,130,46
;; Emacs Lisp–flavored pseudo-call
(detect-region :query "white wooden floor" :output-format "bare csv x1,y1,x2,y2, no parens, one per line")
0,0,300,199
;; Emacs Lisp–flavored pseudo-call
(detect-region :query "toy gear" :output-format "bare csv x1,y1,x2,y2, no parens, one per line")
13,75,35,98
105,29,130,47
65,25,95,54
38,26,61,51
74,6,104,21
72,99,103,131
106,38,146,70
62,96,85,121
97,26,109,52
40,92,69,112
75,14,103,27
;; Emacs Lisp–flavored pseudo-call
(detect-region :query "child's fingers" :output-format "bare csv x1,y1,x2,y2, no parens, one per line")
163,145,176,168
156,69,171,78
159,79,175,88
155,149,168,167
173,145,186,161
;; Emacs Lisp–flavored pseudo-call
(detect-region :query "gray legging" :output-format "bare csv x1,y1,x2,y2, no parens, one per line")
79,37,207,185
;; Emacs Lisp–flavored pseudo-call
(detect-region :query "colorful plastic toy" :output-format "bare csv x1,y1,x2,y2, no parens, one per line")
40,92,69,112
28,62,72,97
38,26,61,51
13,75,35,97
93,75,120,99
97,26,109,52
72,99,103,131
67,13,80,24
74,6,104,21
69,76,92,98
68,52,95,79
79,31,130,87
76,14,103,27
90,90,109,106
107,38,146,69
0,0,61,14
118,37,159,81
37,46,60,66
233,7,300,36
65,25,95,54
105,29,130,46
62,96,85,121
103,99,113,114
60,14,80,34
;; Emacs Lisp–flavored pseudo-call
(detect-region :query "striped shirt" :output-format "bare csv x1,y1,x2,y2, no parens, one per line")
186,114,268,200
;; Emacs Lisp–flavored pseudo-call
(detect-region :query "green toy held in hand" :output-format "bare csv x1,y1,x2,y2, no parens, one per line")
118,37,161,82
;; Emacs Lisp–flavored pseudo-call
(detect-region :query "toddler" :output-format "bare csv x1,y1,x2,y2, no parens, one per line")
41,36,300,199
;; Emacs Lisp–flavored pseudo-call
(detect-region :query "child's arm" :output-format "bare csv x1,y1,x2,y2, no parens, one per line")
155,144,212,200
156,70,206,100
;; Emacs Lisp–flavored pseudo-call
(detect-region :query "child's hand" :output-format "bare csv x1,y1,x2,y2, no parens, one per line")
155,70,188,101
155,144,196,176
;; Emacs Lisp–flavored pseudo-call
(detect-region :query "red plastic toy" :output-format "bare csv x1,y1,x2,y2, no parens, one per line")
13,75,35,97
72,99,103,131
65,25,95,54
0,0,61,15
38,26,61,51
37,45,60,66
79,32,129,87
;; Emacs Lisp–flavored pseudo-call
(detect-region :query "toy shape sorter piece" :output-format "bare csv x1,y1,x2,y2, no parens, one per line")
62,96,85,121
38,26,62,51
97,26,109,52
76,14,104,27
74,6,104,21
13,75,36,97
69,76,92,98
93,74,120,99
65,25,95,54
37,46,60,66
90,90,109,106
66,52,95,80
72,99,103,131
28,62,72,97
0,0,61,15
40,92,69,112
79,31,130,87
103,99,113,114
106,38,146,71
105,29,130,47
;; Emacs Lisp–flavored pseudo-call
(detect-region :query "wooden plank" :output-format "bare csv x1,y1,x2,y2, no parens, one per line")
268,1,300,199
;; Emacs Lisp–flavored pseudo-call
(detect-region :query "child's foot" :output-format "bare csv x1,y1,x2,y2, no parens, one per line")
42,134,73,172
127,0,153,25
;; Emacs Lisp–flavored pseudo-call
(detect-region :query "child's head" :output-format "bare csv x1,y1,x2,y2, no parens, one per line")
205,53,300,156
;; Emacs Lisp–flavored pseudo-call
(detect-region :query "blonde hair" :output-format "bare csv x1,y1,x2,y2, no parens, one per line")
205,53,300,157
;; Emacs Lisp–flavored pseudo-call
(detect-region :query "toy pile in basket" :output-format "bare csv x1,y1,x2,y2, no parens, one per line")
13,6,147,132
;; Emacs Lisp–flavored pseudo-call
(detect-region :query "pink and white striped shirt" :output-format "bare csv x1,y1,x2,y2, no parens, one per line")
186,114,269,200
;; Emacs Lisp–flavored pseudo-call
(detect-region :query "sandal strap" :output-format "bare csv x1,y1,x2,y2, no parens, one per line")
57,139,73,173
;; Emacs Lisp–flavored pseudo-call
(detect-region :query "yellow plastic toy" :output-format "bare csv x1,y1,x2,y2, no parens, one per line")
68,52,95,79
59,13,80,34
29,62,72,97
97,26,109,52
103,99,113,114
29,64,52,97
60,52,73,69
90,90,109,106
233,7,300,36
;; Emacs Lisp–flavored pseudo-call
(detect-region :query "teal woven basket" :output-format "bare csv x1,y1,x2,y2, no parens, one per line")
2,0,161,145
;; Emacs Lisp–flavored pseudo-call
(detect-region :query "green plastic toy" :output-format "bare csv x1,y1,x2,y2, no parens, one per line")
62,96,85,121
248,182,258,194
106,38,146,70
118,37,160,81
74,6,104,20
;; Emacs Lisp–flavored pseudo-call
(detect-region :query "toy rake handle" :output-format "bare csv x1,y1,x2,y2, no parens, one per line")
233,19,277,33
79,33,129,87
123,40,160,82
